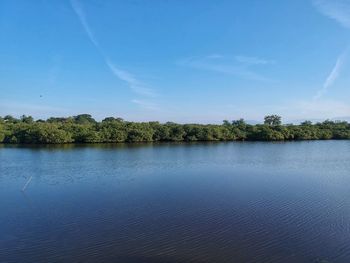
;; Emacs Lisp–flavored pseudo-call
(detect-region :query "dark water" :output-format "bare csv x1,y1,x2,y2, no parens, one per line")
1,141,350,263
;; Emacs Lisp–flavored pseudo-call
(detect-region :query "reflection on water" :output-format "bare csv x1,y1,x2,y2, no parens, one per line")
1,141,350,262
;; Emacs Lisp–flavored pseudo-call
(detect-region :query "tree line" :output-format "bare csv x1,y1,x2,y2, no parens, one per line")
0,114,349,144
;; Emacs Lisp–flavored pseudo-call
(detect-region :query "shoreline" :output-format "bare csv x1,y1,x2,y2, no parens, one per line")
1,139,349,147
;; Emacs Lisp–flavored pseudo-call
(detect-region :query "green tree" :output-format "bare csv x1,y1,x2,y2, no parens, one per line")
0,124,5,143
21,115,34,124
0,114,350,144
73,114,96,124
99,120,127,142
232,118,246,127
264,115,282,126
126,123,154,142
102,117,124,123
250,125,285,141
4,115,20,123
150,122,170,141
29,124,73,143
301,120,312,126
167,123,186,141
69,124,100,143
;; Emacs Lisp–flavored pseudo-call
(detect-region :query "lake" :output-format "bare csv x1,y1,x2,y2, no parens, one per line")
1,141,350,262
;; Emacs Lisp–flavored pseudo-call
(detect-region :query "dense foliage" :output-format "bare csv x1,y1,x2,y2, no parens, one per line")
0,114,349,144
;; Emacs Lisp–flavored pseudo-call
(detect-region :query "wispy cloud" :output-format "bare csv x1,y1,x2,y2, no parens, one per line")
206,54,224,59
105,59,157,97
288,48,349,120
313,0,350,28
70,0,158,105
314,49,347,100
312,0,350,103
296,100,350,119
288,99,350,120
70,0,99,48
235,56,275,65
131,99,159,110
178,55,275,82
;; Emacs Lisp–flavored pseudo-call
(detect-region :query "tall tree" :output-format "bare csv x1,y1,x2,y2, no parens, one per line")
264,115,281,126
73,114,96,124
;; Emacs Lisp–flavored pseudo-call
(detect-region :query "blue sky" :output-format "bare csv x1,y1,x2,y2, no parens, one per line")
1,0,350,123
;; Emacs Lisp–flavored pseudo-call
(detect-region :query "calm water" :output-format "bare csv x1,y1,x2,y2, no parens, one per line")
1,141,350,263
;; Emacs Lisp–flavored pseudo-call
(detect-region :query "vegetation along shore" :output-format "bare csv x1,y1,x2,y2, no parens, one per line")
0,114,349,144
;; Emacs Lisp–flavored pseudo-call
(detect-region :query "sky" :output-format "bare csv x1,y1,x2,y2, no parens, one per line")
1,0,350,123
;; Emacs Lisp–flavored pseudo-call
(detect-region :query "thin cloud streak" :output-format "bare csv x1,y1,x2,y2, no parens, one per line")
299,100,350,116
206,54,224,59
235,55,275,65
313,0,350,28
178,55,275,82
70,0,158,103
314,49,347,100
131,99,159,110
105,59,157,97
311,1,349,111
70,0,99,47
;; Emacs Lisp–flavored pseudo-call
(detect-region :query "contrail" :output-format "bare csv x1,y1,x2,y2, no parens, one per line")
70,0,99,48
314,49,347,100
69,0,158,100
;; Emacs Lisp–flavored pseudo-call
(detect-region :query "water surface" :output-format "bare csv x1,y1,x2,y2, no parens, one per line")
1,141,350,262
